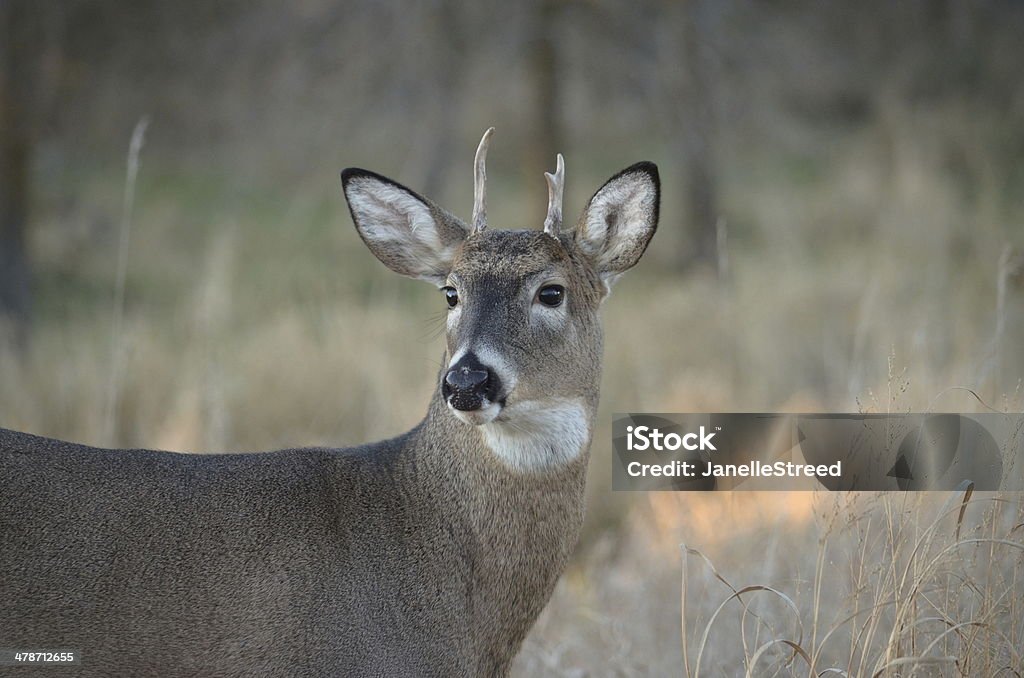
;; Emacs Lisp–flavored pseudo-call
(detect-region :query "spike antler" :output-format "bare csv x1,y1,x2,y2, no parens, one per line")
472,127,495,233
543,153,565,236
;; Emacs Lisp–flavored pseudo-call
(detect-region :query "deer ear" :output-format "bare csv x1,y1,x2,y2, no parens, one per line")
573,162,659,284
341,168,469,284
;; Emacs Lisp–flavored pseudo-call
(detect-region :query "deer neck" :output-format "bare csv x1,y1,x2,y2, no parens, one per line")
408,389,593,663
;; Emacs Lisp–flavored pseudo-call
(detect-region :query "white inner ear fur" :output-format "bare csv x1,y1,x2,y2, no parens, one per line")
480,398,591,472
347,178,457,280
578,174,657,279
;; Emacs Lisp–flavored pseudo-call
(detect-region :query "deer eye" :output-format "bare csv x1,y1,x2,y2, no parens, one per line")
442,286,459,308
536,285,565,308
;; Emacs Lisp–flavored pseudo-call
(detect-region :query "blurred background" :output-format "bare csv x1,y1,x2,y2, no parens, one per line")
2,1,1024,674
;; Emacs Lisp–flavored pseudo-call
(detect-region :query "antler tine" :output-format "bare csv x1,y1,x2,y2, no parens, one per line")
472,127,495,233
543,153,565,236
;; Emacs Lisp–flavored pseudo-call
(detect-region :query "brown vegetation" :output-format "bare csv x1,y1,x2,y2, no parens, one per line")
2,2,1024,674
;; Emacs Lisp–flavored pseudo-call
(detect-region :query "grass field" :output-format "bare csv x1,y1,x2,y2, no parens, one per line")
3,95,1024,675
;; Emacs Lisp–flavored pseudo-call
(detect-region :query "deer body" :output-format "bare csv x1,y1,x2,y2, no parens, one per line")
1,395,584,676
0,130,658,676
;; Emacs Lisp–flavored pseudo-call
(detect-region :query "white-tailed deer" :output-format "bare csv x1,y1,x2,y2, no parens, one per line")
0,129,659,676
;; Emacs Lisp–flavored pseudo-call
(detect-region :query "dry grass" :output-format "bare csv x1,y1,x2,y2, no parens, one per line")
516,490,1024,677
3,83,1024,677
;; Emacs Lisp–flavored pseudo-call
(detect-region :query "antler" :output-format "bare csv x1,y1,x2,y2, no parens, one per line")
543,153,565,236
472,127,495,233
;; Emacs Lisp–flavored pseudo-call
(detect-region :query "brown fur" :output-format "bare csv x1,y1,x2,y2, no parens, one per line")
0,156,659,676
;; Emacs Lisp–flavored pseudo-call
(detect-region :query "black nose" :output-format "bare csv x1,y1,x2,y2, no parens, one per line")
445,367,489,392
442,353,500,412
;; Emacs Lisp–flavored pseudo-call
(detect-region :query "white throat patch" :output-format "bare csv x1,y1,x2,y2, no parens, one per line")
479,399,592,472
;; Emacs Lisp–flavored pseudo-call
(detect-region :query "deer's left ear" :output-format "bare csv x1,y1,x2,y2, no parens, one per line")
573,162,659,284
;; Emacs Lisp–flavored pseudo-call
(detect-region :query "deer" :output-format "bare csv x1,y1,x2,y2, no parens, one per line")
0,129,659,677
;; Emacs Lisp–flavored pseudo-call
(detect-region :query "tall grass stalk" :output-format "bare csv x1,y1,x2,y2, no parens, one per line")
102,117,149,447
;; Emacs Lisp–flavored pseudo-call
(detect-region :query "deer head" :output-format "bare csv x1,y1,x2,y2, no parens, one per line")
342,129,659,470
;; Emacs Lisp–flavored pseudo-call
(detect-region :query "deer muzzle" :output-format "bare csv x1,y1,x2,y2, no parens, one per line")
442,352,503,413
